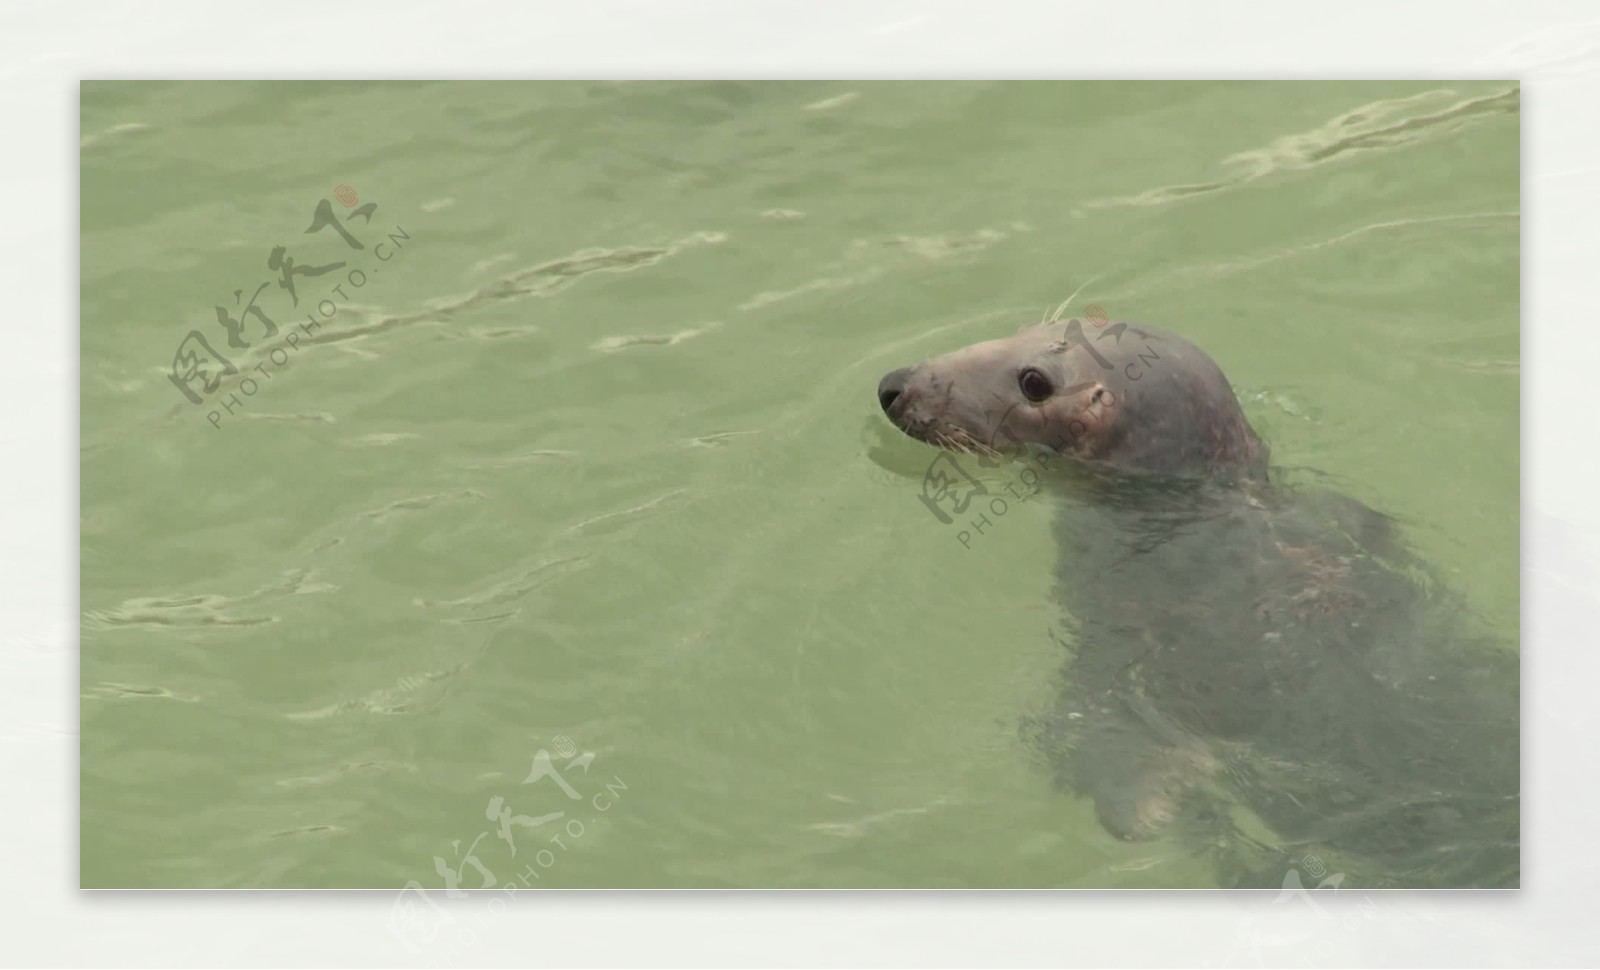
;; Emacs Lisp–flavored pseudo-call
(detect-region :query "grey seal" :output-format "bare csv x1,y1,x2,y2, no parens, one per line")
876,316,1518,887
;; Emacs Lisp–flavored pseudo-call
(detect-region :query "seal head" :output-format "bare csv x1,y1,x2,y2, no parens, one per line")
878,318,1266,478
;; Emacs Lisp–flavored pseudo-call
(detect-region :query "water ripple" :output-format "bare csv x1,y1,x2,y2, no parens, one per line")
82,568,332,630
1089,87,1519,210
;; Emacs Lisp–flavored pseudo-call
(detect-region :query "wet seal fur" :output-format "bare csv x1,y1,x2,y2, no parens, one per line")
879,318,1267,479
877,317,1519,888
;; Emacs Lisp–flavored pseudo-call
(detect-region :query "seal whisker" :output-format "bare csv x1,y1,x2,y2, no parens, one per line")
1049,274,1104,323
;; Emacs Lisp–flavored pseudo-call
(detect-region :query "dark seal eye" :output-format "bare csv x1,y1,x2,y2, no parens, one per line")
1018,367,1054,403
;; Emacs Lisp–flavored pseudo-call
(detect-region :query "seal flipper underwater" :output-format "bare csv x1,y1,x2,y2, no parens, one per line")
877,318,1519,888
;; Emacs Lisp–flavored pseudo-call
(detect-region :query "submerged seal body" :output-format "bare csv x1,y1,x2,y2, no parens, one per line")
877,317,1519,888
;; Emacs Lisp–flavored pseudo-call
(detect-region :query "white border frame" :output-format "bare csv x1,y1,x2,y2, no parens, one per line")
11,0,1597,965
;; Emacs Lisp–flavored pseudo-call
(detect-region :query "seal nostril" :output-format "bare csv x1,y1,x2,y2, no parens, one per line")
877,367,914,414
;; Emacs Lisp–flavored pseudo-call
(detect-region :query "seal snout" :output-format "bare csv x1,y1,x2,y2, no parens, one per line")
878,366,915,415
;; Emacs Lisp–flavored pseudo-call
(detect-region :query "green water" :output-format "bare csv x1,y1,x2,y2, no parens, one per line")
79,81,1519,889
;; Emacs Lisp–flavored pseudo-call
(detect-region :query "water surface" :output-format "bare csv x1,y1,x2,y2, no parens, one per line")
80,80,1519,889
